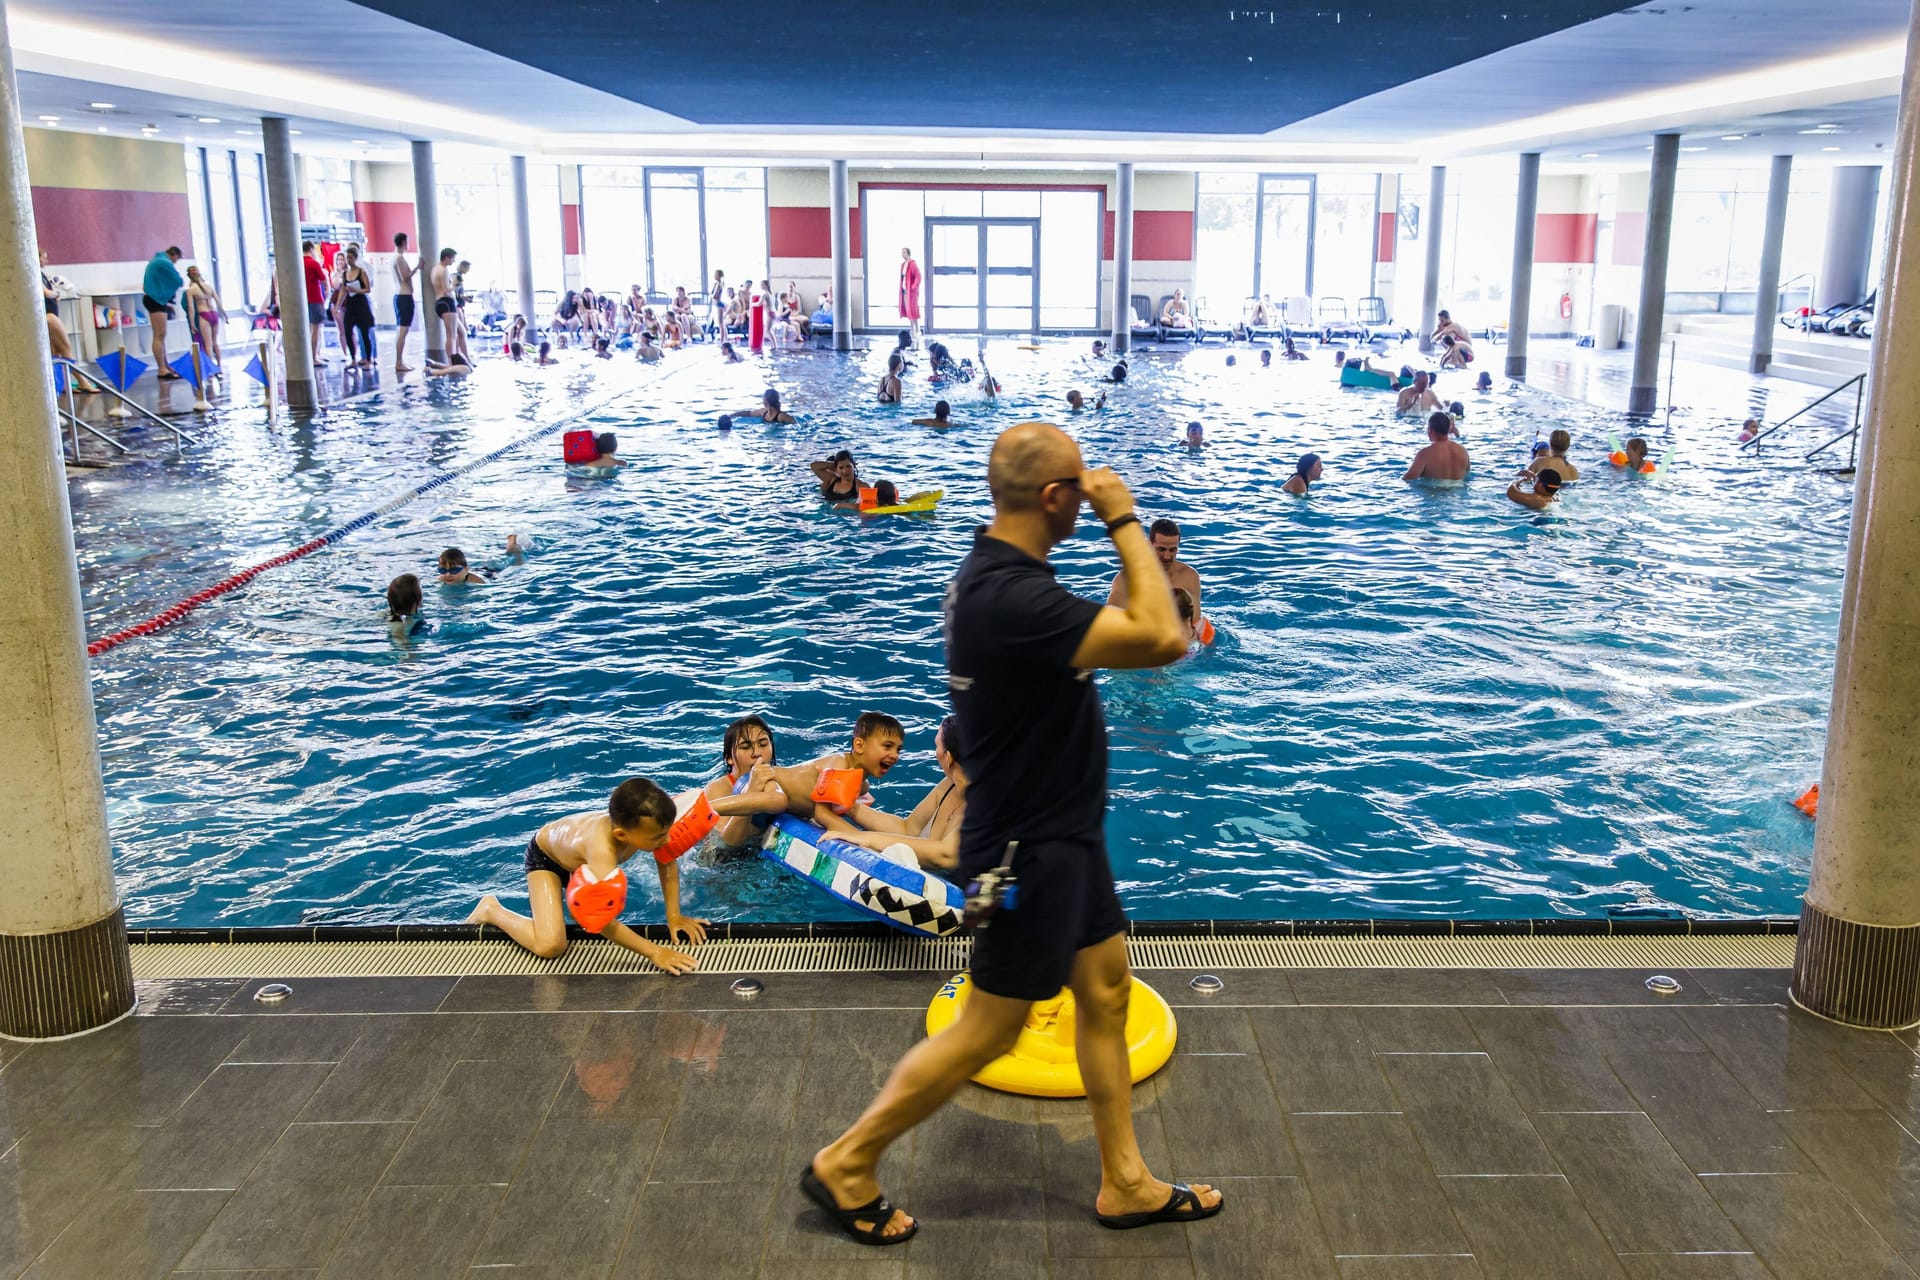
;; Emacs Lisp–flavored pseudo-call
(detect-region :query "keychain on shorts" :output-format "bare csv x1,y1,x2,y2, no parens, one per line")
963,840,1021,928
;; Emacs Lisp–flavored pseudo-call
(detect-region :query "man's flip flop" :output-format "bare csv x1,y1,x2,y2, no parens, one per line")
1096,1183,1225,1230
800,1164,918,1246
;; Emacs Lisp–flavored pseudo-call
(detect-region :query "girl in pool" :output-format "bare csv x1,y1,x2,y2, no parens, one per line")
833,714,968,870
703,714,792,849
437,535,527,585
878,352,904,403
1173,587,1201,649
811,450,860,503
386,573,424,637
739,388,795,423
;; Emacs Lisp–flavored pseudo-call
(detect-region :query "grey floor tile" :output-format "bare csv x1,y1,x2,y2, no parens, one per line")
1335,1257,1482,1279
1531,1112,1746,1254
437,974,656,1013
0,1123,156,1267
1616,1256,1771,1279
1353,1007,1481,1055
787,1009,918,1163
249,1121,412,1185
1040,1181,1195,1260
295,1015,480,1122
1185,1175,1337,1279
220,976,458,1015
1560,1008,1710,1055
1835,1042,1920,1120
463,1267,608,1280
1156,968,1296,1007
913,1086,1040,1183
1378,1053,1554,1175
36,1019,251,1127
611,1178,777,1280
1036,1079,1168,1190
224,1015,372,1064
110,1119,285,1191
1682,1005,1883,1110
1287,969,1508,1006
175,1180,378,1271
1463,1008,1642,1113
1440,1174,1625,1279
1495,970,1716,1007
765,1169,949,1265
473,1117,661,1266
1168,1006,1258,1054
383,1057,568,1185
1247,1006,1396,1113
1606,1051,1811,1174
460,1011,600,1060
1682,969,1793,1006
20,1187,230,1279
895,1177,1049,1280
1049,1260,1193,1280
318,1183,503,1279
543,1013,694,1121
134,978,247,1015
1154,1052,1298,1176
652,1053,803,1183
1287,1113,1465,1256
170,1063,337,1131
1774,1109,1920,1253
691,1008,819,1059
1703,1172,1913,1279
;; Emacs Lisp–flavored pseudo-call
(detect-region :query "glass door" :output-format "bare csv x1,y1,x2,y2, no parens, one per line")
926,217,1039,333
1256,175,1315,301
643,168,705,296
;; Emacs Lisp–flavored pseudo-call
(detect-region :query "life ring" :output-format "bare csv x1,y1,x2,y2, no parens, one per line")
924,971,1177,1098
1793,784,1819,818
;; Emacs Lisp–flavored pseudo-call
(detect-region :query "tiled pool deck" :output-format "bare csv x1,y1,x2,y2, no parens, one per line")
3,964,1918,1277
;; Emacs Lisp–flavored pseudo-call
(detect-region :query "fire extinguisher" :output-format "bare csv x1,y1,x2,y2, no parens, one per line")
1559,292,1574,321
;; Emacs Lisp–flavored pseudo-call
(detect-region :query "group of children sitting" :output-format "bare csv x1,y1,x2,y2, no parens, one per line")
464,711,963,974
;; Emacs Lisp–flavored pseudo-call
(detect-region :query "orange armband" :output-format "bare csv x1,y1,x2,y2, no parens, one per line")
566,865,628,932
811,767,865,813
1609,451,1629,466
656,792,718,863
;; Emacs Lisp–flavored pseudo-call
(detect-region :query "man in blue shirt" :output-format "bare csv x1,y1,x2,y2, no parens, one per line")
141,246,184,380
803,421,1225,1247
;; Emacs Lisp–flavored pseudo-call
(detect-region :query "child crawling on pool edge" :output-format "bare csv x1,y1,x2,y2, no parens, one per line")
741,712,904,837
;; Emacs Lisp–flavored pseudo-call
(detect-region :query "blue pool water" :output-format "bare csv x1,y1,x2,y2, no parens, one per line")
71,343,1847,927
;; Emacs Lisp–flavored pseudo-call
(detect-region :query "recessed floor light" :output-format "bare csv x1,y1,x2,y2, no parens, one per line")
89,101,114,110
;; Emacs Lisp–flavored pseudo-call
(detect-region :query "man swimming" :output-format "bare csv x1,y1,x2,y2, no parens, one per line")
1403,413,1470,482
1066,389,1106,412
1396,371,1440,416
1507,468,1563,511
911,400,953,429
1107,517,1202,625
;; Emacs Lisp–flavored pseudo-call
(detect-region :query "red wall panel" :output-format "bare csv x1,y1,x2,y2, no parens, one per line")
354,200,414,249
769,205,831,258
1100,209,1194,261
1377,211,1397,264
1535,212,1598,265
32,186,192,264
561,203,582,256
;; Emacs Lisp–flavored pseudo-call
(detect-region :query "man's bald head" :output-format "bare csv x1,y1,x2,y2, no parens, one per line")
988,422,1083,512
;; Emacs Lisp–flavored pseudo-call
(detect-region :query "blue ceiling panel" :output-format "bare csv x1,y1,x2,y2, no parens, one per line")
350,1,1640,134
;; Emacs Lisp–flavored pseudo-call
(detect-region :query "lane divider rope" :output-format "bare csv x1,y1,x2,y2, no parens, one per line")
87,365,689,657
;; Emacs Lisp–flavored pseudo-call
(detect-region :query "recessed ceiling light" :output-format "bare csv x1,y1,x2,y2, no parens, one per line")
1822,145,1842,151
197,116,220,124
88,101,114,110
1820,123,1840,129
1580,152,1599,159
1681,145,1708,152
352,139,369,145
95,126,107,133
1720,134,1746,141
37,114,58,122
290,129,302,135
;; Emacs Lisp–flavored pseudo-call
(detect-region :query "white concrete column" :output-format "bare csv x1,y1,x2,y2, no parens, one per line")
1418,165,1446,354
1506,152,1540,380
1818,165,1883,310
262,117,314,409
830,159,851,351
1750,155,1793,374
1112,162,1135,354
510,155,537,340
1628,133,1680,417
1792,19,1920,1029
0,0,133,1038
411,140,445,364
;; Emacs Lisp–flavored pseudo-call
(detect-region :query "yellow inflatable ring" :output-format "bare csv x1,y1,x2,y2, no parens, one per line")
861,489,944,515
924,971,1178,1098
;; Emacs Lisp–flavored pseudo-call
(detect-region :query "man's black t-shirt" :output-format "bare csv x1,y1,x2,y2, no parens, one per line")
945,529,1106,873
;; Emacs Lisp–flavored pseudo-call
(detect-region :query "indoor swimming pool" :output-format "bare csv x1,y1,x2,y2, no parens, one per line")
70,341,1848,927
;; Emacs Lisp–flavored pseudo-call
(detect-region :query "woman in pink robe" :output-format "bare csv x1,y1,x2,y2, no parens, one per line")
899,247,922,344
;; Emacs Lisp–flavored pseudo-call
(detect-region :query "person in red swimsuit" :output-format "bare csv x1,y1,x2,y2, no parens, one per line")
899,247,922,346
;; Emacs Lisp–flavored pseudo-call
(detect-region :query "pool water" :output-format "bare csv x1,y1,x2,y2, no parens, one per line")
71,342,1846,927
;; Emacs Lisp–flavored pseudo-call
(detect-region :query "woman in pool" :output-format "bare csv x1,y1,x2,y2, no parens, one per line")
703,714,791,849
834,714,968,870
386,573,424,637
1173,587,1200,648
1282,453,1323,496
811,449,860,504
878,352,904,403
1528,429,1580,483
740,388,795,424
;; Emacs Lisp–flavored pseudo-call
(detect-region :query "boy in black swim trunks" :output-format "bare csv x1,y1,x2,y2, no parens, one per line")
429,247,460,361
466,776,707,973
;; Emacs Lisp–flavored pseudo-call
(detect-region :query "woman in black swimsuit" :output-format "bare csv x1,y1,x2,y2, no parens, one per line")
339,246,377,368
811,449,860,503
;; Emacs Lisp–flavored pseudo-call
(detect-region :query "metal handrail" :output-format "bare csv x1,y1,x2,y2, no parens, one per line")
58,406,132,456
56,358,198,449
1739,372,1866,451
1776,273,1817,328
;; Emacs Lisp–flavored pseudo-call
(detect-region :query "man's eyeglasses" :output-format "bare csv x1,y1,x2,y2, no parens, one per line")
1030,475,1081,494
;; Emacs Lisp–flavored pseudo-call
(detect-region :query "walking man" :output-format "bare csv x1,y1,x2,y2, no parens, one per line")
392,231,417,372
803,420,1224,1245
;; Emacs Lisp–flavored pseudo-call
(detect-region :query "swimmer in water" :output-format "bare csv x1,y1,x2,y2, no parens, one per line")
1260,348,1273,368
832,714,968,870
703,715,793,848
426,353,472,378
582,432,625,471
1403,412,1470,482
636,333,662,362
1395,371,1440,416
1066,389,1107,412
1107,517,1203,633
1092,339,1107,359
1737,417,1760,443
812,449,860,503
744,712,905,835
878,352,904,403
536,340,556,366
911,400,953,429
1528,428,1580,483
1283,335,1306,361
1103,360,1128,384
1282,452,1323,496
386,573,424,637
465,776,704,973
1507,467,1564,511
740,388,795,424
1613,436,1653,472
1183,421,1207,449
1172,587,1200,648
1475,370,1493,392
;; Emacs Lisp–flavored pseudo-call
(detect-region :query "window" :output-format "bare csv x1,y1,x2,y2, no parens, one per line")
437,162,565,306
234,151,271,306
581,166,766,300
1194,172,1257,320
305,157,355,227
1195,171,1378,320
1433,168,1517,324
1313,174,1378,305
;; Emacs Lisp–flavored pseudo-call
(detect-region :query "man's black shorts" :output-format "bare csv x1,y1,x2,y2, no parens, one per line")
968,837,1127,1002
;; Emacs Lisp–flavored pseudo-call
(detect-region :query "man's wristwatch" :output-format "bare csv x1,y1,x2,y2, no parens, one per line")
1104,513,1141,536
